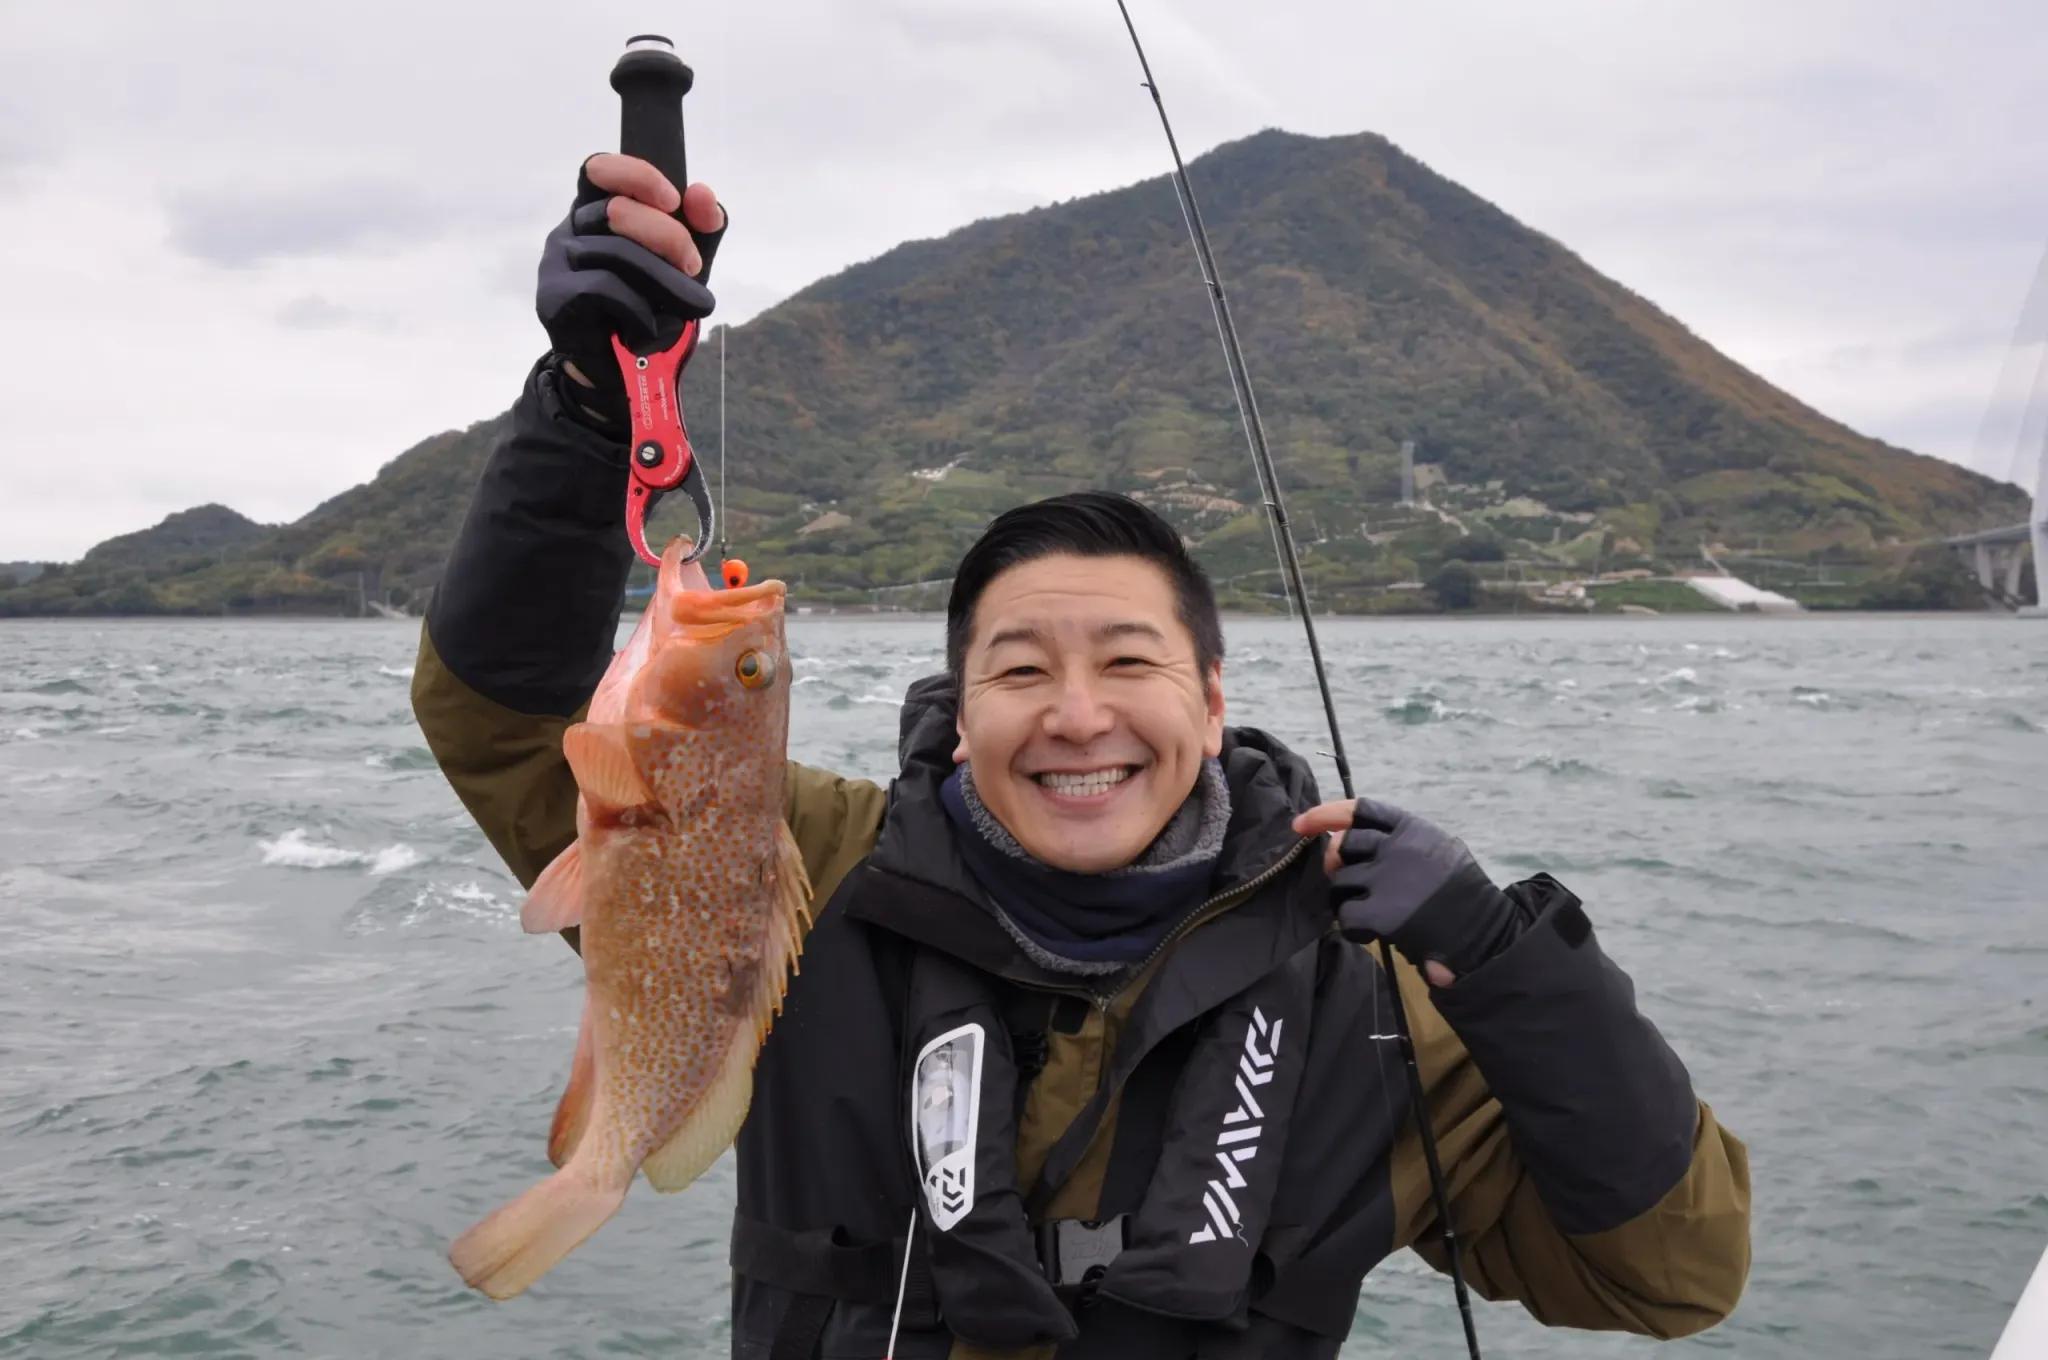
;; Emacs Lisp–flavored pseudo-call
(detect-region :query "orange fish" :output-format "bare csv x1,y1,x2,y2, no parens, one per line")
449,539,810,1300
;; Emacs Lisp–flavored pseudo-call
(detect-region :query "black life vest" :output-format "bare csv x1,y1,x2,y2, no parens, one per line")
901,936,1325,1341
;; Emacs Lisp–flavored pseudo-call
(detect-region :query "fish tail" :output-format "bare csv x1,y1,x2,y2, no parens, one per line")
448,1168,627,1300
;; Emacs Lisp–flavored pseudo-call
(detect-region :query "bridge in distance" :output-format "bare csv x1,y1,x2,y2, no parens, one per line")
1944,520,2042,612
1942,420,2046,613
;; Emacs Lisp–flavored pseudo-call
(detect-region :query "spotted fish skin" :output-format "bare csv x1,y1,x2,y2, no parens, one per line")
448,539,809,1301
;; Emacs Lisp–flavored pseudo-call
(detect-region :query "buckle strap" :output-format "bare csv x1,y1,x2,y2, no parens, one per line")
732,1214,942,1328
768,1293,833,1360
1035,1214,1129,1304
731,1214,901,1305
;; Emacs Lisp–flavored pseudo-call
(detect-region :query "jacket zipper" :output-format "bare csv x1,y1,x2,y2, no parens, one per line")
984,835,1318,1009
1093,834,1316,1009
1024,834,1319,1211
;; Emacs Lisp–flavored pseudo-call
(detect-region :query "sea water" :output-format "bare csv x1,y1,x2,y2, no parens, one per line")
1,614,2043,1358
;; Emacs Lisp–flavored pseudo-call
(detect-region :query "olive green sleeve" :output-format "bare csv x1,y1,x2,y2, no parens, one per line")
782,759,888,907
412,622,584,893
1389,946,1752,1339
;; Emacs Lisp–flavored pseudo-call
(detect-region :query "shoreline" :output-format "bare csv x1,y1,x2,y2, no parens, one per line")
0,609,2027,626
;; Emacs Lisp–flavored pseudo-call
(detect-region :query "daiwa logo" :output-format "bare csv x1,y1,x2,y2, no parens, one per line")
1188,1005,1282,1245
911,1023,985,1233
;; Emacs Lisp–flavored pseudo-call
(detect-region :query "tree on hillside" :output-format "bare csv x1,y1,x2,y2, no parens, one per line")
1443,533,1506,563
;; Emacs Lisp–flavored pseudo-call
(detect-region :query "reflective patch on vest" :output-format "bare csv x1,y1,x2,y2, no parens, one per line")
1189,1005,1283,1246
911,1022,985,1233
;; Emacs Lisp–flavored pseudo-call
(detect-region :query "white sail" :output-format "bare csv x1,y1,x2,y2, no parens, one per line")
1991,1240,2048,1357
2031,425,2046,611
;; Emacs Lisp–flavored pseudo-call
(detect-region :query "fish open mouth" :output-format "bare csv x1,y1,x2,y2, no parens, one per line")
669,579,786,633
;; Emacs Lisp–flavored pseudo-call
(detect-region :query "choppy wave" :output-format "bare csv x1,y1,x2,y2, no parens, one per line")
1667,905,1930,947
1646,665,1701,688
363,747,440,772
4,613,2045,1360
790,656,906,679
340,878,520,936
827,688,908,710
401,880,516,929
242,705,344,727
258,828,422,876
1381,690,1496,725
1514,753,1606,779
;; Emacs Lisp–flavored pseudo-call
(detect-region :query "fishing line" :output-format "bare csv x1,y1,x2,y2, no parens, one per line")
712,15,737,569
716,14,732,568
1111,4,1483,1355
883,1208,918,1359
719,323,730,563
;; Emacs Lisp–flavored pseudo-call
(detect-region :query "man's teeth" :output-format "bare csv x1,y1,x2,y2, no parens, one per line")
1036,768,1134,796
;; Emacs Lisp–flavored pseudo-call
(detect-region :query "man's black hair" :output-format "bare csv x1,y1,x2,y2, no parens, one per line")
945,491,1224,686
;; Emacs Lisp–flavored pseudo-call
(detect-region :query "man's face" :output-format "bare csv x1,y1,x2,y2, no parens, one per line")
954,553,1225,874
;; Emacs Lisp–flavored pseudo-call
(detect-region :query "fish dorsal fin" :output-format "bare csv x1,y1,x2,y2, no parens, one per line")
562,723,654,812
640,821,814,1193
521,841,586,934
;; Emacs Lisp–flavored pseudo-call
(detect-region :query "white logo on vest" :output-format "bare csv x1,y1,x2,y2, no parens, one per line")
1189,1005,1283,1245
911,1022,986,1233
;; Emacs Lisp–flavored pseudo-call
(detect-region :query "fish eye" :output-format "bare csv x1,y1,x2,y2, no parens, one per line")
735,649,776,689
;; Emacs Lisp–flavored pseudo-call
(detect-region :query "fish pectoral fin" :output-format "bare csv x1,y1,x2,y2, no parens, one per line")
548,1003,597,1169
562,722,654,811
522,842,587,934
640,823,815,1196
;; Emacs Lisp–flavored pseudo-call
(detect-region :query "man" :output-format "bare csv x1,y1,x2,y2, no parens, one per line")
413,155,1750,1359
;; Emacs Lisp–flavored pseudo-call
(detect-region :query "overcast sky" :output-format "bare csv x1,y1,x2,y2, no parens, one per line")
2,0,2045,561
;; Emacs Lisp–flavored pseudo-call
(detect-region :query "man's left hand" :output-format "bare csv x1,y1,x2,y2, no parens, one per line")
1292,798,1521,987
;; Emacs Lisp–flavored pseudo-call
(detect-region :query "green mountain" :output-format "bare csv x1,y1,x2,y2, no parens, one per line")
80,503,270,570
0,423,506,617
1,129,2024,617
2,504,278,613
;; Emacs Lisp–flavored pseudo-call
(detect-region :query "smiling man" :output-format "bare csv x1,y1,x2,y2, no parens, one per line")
413,156,1750,1358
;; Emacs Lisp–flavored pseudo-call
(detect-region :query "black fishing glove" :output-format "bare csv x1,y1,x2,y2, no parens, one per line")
535,158,727,430
1330,797,1523,981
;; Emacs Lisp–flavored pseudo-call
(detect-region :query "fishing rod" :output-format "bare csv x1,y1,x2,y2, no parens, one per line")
1111,5,1484,1357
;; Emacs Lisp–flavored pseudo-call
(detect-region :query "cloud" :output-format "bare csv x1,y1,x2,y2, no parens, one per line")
274,293,394,332
161,178,445,268
0,89,48,196
2,0,2047,560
